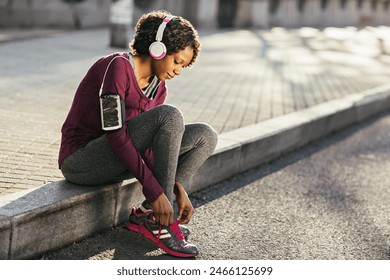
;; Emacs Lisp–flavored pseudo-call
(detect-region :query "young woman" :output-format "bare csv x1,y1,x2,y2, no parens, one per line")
58,10,218,258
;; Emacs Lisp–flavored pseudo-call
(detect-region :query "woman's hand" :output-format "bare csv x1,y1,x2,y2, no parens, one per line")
174,181,194,224
151,193,174,226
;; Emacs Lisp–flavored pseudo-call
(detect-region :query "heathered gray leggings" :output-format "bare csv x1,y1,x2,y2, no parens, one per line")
60,104,218,206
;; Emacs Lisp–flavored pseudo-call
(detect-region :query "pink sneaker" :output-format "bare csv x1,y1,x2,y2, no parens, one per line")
125,209,198,258
125,206,191,239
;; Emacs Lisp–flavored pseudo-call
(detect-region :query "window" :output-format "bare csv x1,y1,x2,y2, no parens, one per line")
269,0,280,14
298,0,306,12
371,0,378,11
321,0,329,10
385,0,390,11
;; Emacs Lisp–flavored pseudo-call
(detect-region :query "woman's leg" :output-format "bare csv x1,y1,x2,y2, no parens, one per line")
60,134,128,185
176,123,218,189
126,104,185,205
127,114,218,209
127,110,218,214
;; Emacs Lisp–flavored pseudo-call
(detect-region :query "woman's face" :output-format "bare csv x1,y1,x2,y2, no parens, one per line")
152,46,194,81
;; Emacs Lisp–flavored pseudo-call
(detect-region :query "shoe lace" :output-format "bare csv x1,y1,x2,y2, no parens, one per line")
171,221,185,241
157,221,184,241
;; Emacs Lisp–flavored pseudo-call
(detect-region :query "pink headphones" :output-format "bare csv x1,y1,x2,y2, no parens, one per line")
149,15,174,60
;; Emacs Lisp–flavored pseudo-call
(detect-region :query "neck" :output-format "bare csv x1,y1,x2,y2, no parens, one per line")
133,55,154,89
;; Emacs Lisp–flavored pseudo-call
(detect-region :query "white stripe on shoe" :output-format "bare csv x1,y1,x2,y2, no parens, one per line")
159,233,172,239
152,229,172,239
153,229,168,235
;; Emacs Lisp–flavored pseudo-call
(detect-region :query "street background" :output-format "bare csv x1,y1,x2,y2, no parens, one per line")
1,0,390,261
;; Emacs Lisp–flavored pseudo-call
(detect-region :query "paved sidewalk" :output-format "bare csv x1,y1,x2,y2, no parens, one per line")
1,26,390,196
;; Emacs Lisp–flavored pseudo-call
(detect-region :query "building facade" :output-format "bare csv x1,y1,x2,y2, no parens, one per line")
0,0,110,28
1,0,389,29
134,0,390,28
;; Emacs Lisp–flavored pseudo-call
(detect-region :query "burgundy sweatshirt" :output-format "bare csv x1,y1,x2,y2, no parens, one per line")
58,52,167,202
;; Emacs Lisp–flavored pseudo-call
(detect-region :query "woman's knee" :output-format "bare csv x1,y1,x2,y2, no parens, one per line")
159,104,183,119
202,123,218,148
191,123,218,149
157,104,185,131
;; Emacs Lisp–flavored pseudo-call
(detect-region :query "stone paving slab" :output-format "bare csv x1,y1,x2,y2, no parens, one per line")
1,26,390,197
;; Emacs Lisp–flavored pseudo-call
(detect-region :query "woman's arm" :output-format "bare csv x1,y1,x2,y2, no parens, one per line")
102,56,164,203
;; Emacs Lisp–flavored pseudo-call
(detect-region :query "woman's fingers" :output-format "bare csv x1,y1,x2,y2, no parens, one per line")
151,193,174,226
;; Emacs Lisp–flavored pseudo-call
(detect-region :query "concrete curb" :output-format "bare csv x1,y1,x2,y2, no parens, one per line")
1,83,390,259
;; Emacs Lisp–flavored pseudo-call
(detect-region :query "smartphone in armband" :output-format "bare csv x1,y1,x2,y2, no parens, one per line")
100,94,126,131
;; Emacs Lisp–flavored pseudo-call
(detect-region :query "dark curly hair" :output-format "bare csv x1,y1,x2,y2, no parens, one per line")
130,10,201,67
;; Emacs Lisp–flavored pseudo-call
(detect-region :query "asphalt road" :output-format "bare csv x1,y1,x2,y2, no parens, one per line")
40,112,390,260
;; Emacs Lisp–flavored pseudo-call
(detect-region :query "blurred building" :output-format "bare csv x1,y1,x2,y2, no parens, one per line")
139,0,390,28
1,0,389,29
0,0,110,28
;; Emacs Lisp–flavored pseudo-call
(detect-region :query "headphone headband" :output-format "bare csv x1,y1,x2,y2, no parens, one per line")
155,15,174,42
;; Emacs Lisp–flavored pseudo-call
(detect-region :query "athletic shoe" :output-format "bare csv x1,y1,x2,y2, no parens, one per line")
135,214,199,257
125,206,191,239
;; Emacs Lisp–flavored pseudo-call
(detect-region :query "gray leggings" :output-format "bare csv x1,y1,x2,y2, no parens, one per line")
60,104,218,205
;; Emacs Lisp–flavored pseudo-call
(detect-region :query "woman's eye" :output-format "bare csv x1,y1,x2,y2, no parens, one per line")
174,59,179,64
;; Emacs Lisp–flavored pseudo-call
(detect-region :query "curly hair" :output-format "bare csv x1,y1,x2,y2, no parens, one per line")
130,10,201,67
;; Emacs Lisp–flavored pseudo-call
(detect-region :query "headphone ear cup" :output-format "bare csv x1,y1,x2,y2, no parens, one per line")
149,41,167,60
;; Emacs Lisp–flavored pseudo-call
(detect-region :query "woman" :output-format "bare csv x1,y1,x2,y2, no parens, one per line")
58,10,218,258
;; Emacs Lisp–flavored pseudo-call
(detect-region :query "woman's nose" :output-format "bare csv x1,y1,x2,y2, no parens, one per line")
174,67,181,76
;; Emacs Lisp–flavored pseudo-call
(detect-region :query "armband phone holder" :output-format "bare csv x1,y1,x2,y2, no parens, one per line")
99,56,128,131
99,93,125,131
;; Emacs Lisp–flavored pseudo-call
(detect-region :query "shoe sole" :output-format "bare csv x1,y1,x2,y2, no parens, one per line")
126,222,197,258
125,221,140,232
